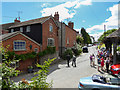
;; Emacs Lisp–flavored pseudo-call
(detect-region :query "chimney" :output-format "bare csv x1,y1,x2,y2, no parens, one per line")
68,21,74,29
54,12,59,21
14,18,20,24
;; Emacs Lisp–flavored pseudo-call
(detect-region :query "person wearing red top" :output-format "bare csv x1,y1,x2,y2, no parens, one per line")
101,57,104,71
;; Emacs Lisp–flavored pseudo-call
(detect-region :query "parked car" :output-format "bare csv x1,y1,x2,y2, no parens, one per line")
78,74,120,90
88,44,93,47
82,46,88,53
110,64,120,77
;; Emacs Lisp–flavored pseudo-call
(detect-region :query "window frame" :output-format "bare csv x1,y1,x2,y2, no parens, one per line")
20,27,23,32
26,26,30,32
11,29,14,33
67,38,69,45
47,38,55,46
13,40,26,51
49,23,53,32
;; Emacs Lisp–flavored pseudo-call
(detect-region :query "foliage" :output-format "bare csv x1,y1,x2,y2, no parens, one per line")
72,44,82,56
38,46,56,57
1,45,55,89
1,45,20,89
62,49,73,60
30,58,55,88
11,58,55,89
28,66,33,69
98,29,117,42
7,51,37,61
117,46,120,51
76,36,84,44
81,27,92,44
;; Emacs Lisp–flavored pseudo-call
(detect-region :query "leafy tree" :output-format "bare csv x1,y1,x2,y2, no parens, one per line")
76,36,84,44
81,27,92,45
30,58,55,88
98,29,117,42
1,45,20,89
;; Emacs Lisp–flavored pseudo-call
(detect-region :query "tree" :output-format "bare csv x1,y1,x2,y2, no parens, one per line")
81,27,92,45
98,29,117,42
76,36,84,44
1,45,20,89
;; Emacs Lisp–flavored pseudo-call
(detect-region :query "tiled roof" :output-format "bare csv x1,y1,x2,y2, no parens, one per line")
1,31,41,46
1,31,18,40
107,29,120,38
0,22,14,30
9,16,50,28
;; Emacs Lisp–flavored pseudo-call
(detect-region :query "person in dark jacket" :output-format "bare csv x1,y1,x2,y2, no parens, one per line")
72,55,76,67
66,54,71,67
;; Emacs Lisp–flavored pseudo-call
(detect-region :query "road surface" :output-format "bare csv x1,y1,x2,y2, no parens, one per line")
47,46,99,88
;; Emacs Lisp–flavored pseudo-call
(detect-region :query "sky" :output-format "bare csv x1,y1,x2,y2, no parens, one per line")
1,0,120,41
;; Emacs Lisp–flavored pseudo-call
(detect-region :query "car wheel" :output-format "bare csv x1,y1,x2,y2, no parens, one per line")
92,88,100,90
118,72,120,75
118,72,120,78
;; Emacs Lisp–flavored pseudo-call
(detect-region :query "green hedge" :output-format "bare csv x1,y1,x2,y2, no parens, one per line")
7,46,56,61
38,46,56,57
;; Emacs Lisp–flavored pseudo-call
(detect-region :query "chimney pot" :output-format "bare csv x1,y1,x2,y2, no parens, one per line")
54,11,59,21
14,18,20,24
68,21,74,29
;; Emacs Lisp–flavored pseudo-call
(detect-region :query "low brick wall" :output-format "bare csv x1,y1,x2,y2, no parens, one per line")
16,58,36,72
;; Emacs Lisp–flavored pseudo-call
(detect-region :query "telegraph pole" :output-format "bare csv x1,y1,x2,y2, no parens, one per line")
17,11,22,20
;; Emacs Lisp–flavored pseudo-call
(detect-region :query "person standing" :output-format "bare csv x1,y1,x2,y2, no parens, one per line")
92,54,95,67
72,55,76,67
90,55,93,66
106,57,110,73
66,54,70,67
97,56,101,71
101,57,104,71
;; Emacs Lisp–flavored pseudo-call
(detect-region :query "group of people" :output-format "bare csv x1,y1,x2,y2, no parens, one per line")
66,54,76,67
97,49,113,73
89,48,113,73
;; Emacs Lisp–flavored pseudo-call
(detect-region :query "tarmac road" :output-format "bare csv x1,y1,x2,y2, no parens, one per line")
47,46,100,88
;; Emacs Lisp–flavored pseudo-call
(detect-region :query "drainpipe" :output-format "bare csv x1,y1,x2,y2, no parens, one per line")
61,22,62,57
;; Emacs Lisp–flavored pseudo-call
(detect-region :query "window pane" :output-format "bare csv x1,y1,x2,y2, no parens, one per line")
14,41,26,50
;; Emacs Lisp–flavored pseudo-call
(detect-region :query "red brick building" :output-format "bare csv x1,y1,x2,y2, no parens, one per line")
1,12,77,56
1,31,41,71
2,31,41,54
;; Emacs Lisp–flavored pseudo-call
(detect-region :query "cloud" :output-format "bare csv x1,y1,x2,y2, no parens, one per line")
41,3,51,8
41,0,92,21
82,20,86,23
86,4,119,41
90,32,103,41
74,0,92,8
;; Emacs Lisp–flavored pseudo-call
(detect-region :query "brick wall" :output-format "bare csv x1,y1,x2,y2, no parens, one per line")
16,58,35,72
42,18,59,51
3,34,41,55
65,25,77,48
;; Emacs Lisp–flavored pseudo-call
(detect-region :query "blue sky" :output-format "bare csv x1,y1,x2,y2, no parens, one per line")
1,0,119,41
